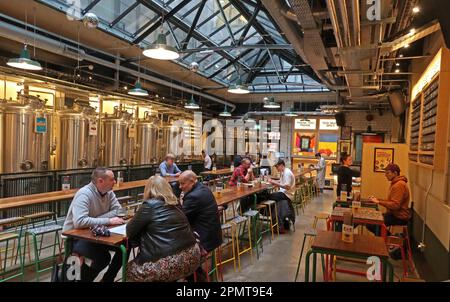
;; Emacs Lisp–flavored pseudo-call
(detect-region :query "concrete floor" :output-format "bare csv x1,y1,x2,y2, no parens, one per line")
2,189,419,282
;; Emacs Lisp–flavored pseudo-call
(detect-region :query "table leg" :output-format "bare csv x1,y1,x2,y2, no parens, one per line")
312,252,317,282
305,250,313,282
120,244,128,282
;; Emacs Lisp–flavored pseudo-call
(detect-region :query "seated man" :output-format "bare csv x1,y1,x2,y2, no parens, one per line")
63,167,127,282
228,158,254,186
159,153,182,197
268,159,296,232
367,164,411,234
159,153,181,177
228,158,255,212
179,171,222,281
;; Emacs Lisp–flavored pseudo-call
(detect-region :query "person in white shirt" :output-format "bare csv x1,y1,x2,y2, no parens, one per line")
268,159,296,232
202,150,212,171
314,152,326,193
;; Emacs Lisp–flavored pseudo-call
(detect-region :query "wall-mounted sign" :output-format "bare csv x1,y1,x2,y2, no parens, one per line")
319,119,338,130
89,120,98,136
294,119,316,130
35,117,47,133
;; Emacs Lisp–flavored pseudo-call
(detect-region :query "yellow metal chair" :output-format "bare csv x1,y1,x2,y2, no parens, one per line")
231,215,253,272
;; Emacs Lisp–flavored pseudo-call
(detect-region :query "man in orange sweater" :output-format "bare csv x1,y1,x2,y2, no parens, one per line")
369,163,411,229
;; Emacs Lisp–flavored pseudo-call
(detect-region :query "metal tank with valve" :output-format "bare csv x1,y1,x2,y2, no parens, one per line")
0,93,53,173
136,111,159,165
101,107,136,167
55,101,99,169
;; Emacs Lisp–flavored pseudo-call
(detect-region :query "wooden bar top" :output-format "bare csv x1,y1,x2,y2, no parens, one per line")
62,227,126,247
0,179,152,211
214,183,272,206
312,231,389,258
200,168,233,176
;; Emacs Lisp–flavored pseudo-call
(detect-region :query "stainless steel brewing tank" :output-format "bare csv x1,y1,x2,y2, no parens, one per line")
56,105,98,169
136,116,158,165
157,123,172,162
102,111,135,167
1,97,53,173
0,106,4,173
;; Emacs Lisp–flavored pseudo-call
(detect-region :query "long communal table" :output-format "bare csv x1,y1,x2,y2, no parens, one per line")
61,182,272,282
0,177,183,211
200,168,233,178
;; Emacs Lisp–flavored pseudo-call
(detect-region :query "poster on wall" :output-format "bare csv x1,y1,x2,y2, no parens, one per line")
340,126,352,140
374,148,394,172
340,140,351,155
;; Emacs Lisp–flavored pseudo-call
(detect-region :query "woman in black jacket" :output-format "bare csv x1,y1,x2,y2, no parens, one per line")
126,175,201,282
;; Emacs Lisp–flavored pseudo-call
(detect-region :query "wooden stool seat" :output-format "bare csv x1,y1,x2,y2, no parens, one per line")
26,224,62,236
0,217,26,228
0,232,19,241
262,200,276,206
315,213,329,220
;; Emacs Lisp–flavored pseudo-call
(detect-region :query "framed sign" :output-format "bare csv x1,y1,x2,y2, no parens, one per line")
340,140,351,155
374,148,394,172
340,126,352,140
294,119,316,130
35,117,47,133
319,119,338,130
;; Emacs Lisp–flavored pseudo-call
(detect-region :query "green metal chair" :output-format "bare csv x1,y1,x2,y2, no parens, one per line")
0,217,27,282
24,212,62,281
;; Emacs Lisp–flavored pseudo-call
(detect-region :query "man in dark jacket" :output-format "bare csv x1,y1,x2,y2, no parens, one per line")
179,171,222,252
179,170,222,281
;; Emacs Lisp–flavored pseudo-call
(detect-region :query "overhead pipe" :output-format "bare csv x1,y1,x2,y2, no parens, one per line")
242,111,333,120
0,17,236,111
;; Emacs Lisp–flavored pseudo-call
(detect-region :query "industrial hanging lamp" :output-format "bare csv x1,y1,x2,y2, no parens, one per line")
228,77,250,94
8,9,42,71
284,107,298,117
263,96,280,109
184,95,200,110
7,45,42,71
142,8,179,61
219,105,232,117
128,54,149,96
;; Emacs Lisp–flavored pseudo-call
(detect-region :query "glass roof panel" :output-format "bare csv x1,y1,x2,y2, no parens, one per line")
38,0,325,92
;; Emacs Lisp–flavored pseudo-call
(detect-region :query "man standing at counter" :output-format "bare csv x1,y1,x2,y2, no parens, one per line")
159,153,181,177
62,167,127,282
314,152,326,193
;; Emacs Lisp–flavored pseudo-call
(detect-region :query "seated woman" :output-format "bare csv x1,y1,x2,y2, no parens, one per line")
126,176,201,282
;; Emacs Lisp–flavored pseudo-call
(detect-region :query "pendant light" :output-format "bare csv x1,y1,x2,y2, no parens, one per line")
219,105,232,117
228,77,250,94
128,54,149,96
184,95,200,110
285,107,298,117
7,45,42,71
8,9,42,71
263,96,280,109
142,9,179,61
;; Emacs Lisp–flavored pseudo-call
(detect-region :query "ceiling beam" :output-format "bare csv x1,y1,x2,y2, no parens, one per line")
181,0,207,50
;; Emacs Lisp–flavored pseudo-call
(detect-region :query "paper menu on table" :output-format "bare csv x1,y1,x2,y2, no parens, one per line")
109,224,127,236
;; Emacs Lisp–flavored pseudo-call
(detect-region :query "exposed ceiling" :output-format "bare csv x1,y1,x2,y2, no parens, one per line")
0,0,445,115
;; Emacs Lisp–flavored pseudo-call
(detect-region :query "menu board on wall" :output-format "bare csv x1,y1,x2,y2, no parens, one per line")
319,119,338,130
294,119,316,130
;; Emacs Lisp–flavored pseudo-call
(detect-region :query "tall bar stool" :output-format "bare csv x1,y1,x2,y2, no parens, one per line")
0,217,27,282
260,200,279,239
231,215,253,272
243,209,263,259
215,222,237,275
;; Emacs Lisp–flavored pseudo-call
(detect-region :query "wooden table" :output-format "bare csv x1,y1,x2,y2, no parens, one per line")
305,231,393,282
333,199,378,209
200,168,233,178
214,183,272,206
328,207,387,238
62,227,128,282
